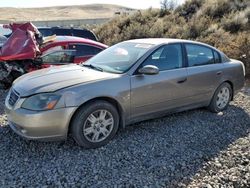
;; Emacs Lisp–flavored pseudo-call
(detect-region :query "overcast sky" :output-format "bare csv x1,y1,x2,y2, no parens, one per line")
0,0,185,9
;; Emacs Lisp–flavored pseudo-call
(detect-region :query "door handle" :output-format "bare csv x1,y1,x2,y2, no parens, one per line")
177,78,187,84
216,71,222,75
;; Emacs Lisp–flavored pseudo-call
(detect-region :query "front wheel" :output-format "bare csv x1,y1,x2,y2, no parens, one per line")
208,82,232,113
70,100,119,149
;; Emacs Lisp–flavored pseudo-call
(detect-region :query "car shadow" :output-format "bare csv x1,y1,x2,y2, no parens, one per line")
0,101,249,186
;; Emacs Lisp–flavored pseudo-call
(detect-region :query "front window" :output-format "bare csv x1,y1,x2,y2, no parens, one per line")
42,46,64,54
85,42,153,73
41,50,76,64
141,44,183,71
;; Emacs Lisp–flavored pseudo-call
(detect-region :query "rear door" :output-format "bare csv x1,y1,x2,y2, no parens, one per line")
130,43,190,119
184,43,224,104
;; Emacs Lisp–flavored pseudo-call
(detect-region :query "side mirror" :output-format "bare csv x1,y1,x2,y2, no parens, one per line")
138,65,159,75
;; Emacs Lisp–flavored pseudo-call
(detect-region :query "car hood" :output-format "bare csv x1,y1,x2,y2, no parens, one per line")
13,64,116,97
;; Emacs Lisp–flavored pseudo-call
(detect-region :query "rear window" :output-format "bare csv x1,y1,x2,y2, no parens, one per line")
38,28,97,41
39,29,53,37
72,30,97,41
54,29,71,36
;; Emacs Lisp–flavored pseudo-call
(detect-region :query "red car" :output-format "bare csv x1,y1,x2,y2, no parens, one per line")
35,36,108,70
0,22,108,88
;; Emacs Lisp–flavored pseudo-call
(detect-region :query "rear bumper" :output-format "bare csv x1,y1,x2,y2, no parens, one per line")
5,100,77,141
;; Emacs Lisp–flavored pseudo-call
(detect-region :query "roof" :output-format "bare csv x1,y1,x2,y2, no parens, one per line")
38,27,90,31
54,36,107,47
41,36,108,51
126,38,216,49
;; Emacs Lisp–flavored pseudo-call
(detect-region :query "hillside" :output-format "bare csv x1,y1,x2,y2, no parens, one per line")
0,4,135,21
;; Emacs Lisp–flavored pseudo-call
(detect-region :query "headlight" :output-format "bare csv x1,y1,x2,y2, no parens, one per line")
22,93,61,111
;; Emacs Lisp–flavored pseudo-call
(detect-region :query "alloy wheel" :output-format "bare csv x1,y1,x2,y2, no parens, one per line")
83,109,114,143
216,87,230,109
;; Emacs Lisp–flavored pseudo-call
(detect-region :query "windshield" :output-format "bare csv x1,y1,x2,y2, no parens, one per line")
85,42,153,73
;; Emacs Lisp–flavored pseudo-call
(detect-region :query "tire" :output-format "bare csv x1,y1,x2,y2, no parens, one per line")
208,82,232,113
70,100,119,149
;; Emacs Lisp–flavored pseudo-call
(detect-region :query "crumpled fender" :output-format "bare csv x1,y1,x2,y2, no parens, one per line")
0,22,41,61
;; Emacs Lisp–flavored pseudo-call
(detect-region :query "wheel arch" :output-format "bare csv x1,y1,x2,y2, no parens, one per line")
67,96,125,136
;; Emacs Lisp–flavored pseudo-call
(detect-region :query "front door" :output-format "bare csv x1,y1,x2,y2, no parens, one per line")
130,44,189,119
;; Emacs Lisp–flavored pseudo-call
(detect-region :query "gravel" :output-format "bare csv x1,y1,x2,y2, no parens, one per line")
0,88,249,187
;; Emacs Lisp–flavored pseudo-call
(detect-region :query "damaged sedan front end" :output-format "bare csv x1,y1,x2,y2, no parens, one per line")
0,22,43,88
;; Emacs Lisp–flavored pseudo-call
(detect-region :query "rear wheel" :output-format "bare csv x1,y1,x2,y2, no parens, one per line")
208,82,232,113
70,100,119,148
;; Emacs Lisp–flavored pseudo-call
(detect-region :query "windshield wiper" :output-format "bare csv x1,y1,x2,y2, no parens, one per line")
82,64,103,72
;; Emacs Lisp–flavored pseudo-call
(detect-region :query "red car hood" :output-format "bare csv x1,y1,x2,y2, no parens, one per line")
0,22,40,61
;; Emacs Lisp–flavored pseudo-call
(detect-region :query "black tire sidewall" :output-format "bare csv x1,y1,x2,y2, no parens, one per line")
71,100,119,148
209,82,232,113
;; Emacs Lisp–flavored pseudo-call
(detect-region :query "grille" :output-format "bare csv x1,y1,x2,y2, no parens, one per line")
8,89,20,106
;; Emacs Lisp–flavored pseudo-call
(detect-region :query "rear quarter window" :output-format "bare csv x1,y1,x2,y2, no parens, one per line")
213,50,221,64
221,53,231,63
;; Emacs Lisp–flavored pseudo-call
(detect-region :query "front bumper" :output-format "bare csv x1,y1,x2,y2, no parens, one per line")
5,96,77,141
